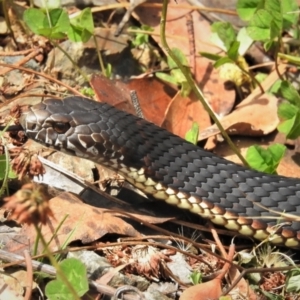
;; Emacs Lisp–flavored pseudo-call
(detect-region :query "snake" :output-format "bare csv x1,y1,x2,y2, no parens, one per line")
19,96,300,249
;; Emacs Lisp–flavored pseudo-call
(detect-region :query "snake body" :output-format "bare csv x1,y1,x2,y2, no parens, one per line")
19,96,300,248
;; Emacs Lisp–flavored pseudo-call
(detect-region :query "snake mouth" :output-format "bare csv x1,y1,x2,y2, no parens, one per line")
19,113,29,131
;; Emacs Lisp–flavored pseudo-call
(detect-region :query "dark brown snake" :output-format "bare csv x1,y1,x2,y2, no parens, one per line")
19,96,300,248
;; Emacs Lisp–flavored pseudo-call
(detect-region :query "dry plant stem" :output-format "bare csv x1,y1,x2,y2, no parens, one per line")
93,35,106,75
235,63,264,94
2,0,18,47
222,264,300,296
186,12,196,75
208,223,228,258
127,28,220,51
0,48,43,76
91,3,238,16
1,248,298,280
160,0,249,167
217,243,235,281
0,62,83,96
34,224,81,300
23,250,33,300
274,39,285,82
107,209,234,269
0,48,40,56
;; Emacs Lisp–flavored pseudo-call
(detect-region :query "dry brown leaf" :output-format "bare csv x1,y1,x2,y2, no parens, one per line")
90,74,135,114
127,77,176,126
199,93,279,142
91,75,176,127
163,91,211,140
4,192,142,255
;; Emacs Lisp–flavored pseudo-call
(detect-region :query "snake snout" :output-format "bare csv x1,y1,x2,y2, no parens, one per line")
19,111,40,134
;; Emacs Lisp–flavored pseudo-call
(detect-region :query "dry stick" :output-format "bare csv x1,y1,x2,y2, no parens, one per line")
0,48,40,56
0,48,43,76
186,12,196,76
0,62,83,97
105,209,237,270
91,2,238,16
23,250,33,300
160,0,249,166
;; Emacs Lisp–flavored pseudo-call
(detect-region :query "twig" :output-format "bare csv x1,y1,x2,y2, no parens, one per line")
186,12,196,76
23,250,33,300
0,62,84,97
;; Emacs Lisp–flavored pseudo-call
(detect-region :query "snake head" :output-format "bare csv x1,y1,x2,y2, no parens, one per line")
19,101,74,154
19,97,116,160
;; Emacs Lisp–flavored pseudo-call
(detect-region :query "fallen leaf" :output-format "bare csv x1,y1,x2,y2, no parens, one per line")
127,77,176,126
90,74,135,114
162,91,211,140
198,65,286,142
4,192,141,255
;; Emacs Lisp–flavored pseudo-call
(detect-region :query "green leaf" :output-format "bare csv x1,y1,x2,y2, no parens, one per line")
214,56,233,68
199,52,222,61
25,8,69,39
246,144,286,174
269,79,282,94
45,258,89,300
264,0,283,34
180,81,191,97
185,122,199,145
279,81,300,107
286,270,300,292
155,72,178,86
130,25,153,47
246,0,283,41
278,111,300,139
247,9,273,40
255,72,267,83
0,154,16,181
189,271,203,285
105,63,112,78
236,0,262,21
170,68,186,84
167,48,189,69
68,8,94,42
227,41,240,61
211,22,236,51
281,0,298,29
38,27,66,39
286,274,300,292
44,8,69,36
67,25,84,42
277,103,297,120
23,8,46,35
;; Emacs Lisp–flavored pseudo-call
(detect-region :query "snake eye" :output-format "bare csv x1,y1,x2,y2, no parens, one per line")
53,122,70,133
